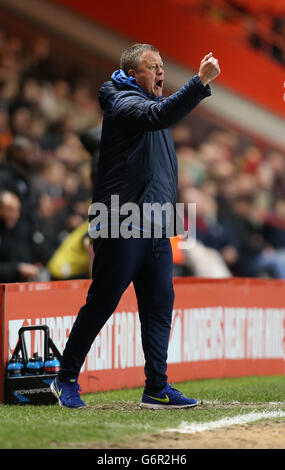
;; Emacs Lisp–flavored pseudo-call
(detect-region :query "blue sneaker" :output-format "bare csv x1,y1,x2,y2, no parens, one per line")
140,383,198,409
50,377,86,408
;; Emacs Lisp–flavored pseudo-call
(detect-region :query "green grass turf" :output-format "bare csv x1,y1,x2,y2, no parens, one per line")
0,375,284,449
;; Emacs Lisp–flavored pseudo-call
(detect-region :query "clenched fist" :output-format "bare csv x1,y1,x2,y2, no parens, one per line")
198,52,220,86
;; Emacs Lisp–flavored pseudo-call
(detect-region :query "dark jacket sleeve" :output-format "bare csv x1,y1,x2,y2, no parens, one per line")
0,261,20,283
112,75,211,131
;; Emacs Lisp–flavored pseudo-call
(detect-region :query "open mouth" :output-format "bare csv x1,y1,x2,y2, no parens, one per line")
156,80,163,88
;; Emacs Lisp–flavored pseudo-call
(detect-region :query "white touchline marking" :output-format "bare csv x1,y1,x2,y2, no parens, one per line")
166,410,285,434
201,400,285,406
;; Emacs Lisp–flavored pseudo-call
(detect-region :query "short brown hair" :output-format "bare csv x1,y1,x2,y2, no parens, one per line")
120,43,159,75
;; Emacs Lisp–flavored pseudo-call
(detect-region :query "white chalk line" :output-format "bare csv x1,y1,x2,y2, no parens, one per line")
201,400,285,406
166,410,285,434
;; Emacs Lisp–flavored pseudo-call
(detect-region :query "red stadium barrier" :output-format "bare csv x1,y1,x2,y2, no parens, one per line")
0,277,284,402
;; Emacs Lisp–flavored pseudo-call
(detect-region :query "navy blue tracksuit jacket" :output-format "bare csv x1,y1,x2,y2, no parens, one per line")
59,74,211,392
95,75,211,215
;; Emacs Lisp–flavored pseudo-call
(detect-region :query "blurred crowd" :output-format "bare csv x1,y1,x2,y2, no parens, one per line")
1,28,285,282
0,30,101,282
172,120,285,279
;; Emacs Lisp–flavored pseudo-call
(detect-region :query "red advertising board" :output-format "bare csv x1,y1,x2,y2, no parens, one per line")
0,278,284,402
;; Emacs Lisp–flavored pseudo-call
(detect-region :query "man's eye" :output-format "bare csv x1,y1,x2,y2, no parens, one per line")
150,64,163,70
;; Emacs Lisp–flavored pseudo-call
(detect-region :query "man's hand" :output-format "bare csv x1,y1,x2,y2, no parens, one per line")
198,52,220,86
18,263,41,281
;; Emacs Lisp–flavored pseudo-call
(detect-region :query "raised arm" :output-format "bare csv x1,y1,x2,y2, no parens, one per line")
112,53,220,132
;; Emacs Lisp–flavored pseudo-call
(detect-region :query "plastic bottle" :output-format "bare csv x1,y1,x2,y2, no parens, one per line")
26,352,44,375
44,353,60,374
7,355,24,377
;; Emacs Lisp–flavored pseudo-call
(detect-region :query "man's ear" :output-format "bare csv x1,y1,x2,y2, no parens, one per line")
128,69,136,78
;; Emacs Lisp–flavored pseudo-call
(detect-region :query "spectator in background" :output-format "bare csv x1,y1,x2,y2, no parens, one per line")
8,100,34,138
22,36,57,84
0,136,50,266
0,46,21,102
0,136,40,213
47,219,91,280
180,185,235,277
218,193,285,279
68,80,102,133
267,151,285,198
41,78,74,133
0,190,40,282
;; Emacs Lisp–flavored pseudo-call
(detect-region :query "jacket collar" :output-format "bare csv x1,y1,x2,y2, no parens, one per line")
111,69,162,101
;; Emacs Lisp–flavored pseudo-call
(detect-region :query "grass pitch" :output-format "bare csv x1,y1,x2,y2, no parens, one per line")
0,375,284,449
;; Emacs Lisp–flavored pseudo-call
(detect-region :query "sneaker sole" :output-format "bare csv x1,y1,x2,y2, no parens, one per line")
50,381,64,407
139,402,198,410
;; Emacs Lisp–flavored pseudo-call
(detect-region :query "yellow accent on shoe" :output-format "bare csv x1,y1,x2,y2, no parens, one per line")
56,382,62,398
147,394,170,403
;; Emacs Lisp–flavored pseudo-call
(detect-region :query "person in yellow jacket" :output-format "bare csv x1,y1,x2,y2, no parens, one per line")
47,220,91,280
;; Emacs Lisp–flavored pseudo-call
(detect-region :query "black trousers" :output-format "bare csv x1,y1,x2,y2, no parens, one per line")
58,237,174,393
